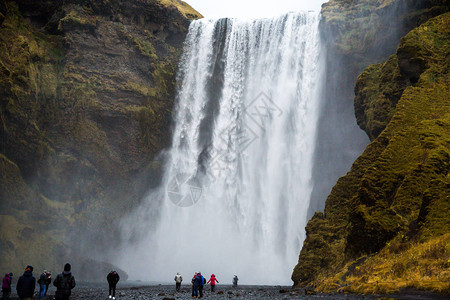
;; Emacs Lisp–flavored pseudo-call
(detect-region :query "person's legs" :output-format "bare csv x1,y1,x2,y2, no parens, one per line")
193,286,198,297
109,283,112,297
42,284,47,298
1,288,10,300
44,285,49,297
1,288,6,300
112,284,116,298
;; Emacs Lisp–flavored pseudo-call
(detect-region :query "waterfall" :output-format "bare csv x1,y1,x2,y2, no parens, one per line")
120,12,323,285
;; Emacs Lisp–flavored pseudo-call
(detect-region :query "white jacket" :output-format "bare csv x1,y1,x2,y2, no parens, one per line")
174,274,183,283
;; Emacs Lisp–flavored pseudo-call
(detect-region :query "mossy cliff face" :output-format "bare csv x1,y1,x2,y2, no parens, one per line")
293,11,450,294
308,0,448,217
0,0,201,278
320,0,448,66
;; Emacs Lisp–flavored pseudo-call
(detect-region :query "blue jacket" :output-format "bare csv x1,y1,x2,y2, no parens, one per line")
16,270,36,298
200,275,205,286
193,275,202,287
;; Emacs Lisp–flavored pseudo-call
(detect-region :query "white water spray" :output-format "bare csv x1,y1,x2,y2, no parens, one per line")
120,12,323,285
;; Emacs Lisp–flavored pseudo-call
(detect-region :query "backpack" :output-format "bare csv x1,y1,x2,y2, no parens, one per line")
55,273,74,298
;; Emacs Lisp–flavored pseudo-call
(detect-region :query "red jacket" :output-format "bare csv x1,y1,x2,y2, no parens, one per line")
207,275,218,285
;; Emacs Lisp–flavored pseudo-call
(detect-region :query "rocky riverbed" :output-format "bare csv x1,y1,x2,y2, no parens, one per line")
7,283,449,299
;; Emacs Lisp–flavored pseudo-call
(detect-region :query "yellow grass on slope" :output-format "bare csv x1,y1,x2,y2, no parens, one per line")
342,233,450,294
159,0,203,20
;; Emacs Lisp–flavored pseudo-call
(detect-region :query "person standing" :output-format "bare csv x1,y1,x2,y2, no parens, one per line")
232,275,238,288
106,271,120,299
16,266,35,300
174,273,182,292
207,274,218,292
43,271,51,297
192,273,202,298
197,272,205,298
53,263,76,300
38,270,49,299
191,272,197,298
2,273,12,299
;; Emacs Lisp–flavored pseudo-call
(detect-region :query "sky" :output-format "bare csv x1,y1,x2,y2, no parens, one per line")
186,0,326,19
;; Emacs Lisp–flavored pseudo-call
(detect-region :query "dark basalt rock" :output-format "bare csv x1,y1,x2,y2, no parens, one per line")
397,45,429,83
0,1,6,25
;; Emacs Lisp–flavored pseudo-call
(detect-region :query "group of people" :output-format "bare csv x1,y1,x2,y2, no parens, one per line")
3,265,243,299
174,272,238,298
1,264,120,300
174,272,219,298
190,272,210,298
1,264,76,300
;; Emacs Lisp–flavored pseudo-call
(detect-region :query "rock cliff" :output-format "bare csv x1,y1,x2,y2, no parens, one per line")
309,0,448,216
293,0,449,294
0,0,201,279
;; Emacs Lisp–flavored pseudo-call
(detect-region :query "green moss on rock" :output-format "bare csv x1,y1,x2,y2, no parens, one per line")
354,55,410,140
159,0,203,20
0,0,192,274
321,0,449,60
293,13,450,294
59,5,99,32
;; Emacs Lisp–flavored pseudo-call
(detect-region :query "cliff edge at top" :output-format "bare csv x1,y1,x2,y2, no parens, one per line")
159,0,203,20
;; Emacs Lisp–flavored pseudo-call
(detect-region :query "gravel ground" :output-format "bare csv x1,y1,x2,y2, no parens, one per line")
70,284,366,300
6,283,449,299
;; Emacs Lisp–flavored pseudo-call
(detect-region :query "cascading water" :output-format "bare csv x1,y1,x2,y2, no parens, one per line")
120,12,323,285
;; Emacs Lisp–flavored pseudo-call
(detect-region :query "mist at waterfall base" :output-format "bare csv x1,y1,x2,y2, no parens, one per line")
118,12,323,285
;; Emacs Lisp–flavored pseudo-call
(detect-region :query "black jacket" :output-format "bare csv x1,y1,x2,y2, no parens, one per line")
16,270,36,298
53,271,76,297
38,272,51,285
45,273,52,285
107,272,120,285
